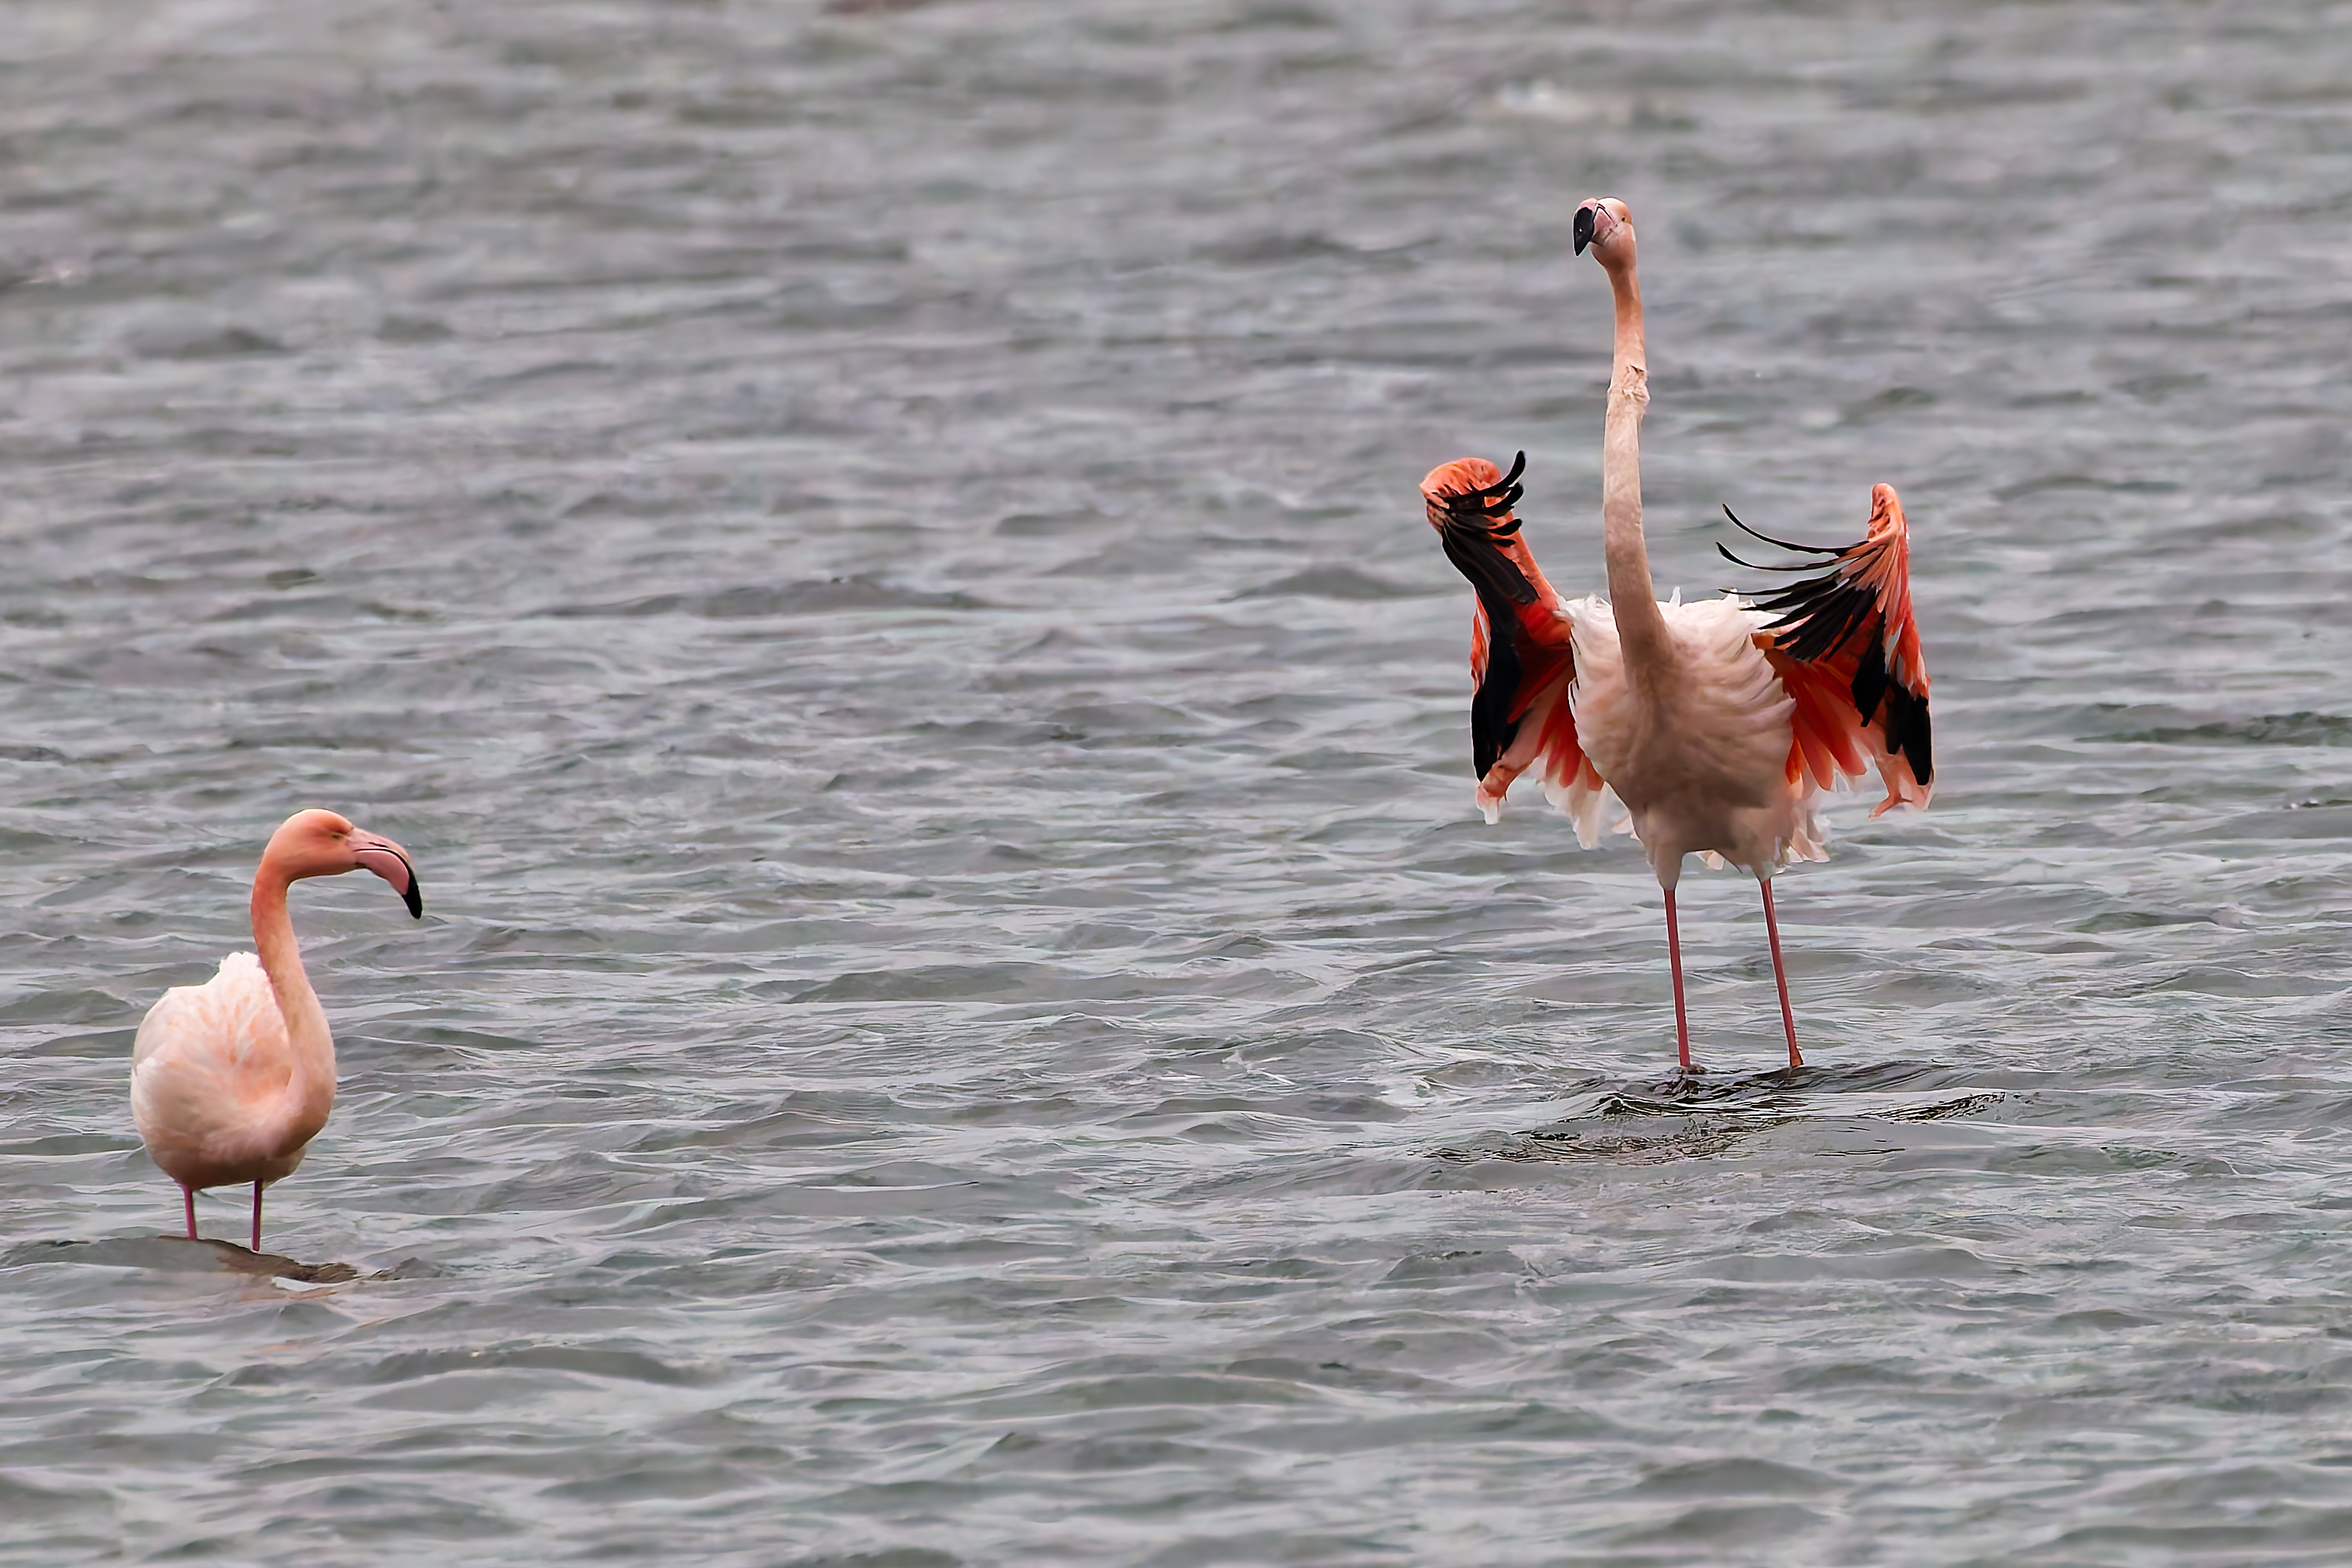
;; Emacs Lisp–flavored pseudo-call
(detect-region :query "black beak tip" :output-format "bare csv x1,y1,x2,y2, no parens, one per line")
1573,206,1595,255
404,883,424,920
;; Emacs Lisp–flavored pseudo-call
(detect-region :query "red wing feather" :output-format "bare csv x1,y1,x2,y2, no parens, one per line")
1727,483,1932,816
1422,454,1586,811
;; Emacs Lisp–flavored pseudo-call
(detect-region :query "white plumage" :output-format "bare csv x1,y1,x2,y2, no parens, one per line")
132,952,308,1187
1561,593,1828,881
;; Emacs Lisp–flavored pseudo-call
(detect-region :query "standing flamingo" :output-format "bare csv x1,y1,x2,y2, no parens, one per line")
1423,196,1931,1072
131,809,422,1250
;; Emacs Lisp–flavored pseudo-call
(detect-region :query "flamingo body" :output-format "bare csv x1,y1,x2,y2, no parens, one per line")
1558,592,1821,887
133,952,320,1193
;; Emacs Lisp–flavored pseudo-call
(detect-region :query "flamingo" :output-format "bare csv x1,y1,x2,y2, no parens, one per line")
131,809,422,1250
1422,196,1931,1073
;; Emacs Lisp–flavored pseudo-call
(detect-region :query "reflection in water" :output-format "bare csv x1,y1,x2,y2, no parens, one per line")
5,1236,372,1284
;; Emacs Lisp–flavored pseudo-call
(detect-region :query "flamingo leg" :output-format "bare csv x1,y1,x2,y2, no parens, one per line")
1760,878,1803,1071
1663,887,1692,1071
182,1186,197,1241
251,1182,264,1253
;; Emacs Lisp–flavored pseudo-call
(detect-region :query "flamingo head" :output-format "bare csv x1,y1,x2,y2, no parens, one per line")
1420,452,1524,536
263,808,424,919
1573,196,1634,268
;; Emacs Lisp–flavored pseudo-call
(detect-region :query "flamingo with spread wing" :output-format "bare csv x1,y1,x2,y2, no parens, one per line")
1423,196,1931,1072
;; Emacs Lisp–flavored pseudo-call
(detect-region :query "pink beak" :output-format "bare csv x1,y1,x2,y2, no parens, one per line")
350,830,423,920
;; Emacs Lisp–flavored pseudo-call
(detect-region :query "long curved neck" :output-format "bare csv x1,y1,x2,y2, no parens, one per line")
250,860,336,1131
1601,257,1672,674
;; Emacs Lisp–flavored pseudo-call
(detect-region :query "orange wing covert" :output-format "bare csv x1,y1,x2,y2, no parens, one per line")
1724,483,1933,817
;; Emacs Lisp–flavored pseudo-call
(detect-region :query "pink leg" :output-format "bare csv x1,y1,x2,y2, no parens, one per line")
182,1186,197,1240
251,1182,264,1253
1664,887,1692,1071
1760,878,1803,1070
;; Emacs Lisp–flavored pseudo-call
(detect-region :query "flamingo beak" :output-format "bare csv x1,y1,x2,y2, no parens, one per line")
1573,204,1597,255
350,833,424,920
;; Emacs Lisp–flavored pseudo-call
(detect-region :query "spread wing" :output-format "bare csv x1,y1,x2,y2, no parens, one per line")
1721,483,1932,816
1423,452,1598,825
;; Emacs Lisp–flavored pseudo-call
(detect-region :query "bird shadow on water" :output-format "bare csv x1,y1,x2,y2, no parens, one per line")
1428,1058,2008,1167
0,1235,437,1285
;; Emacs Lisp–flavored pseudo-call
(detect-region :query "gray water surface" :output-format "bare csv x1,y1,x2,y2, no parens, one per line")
4,2,2352,1564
